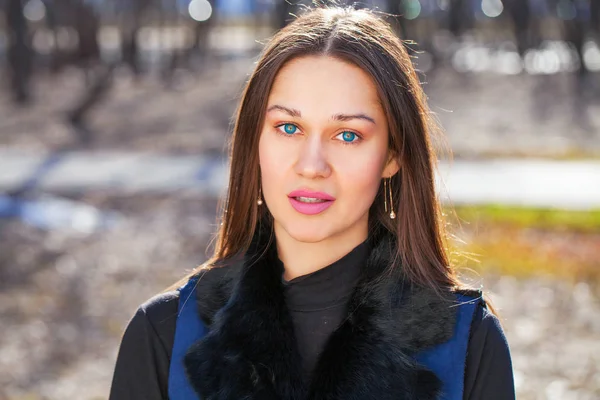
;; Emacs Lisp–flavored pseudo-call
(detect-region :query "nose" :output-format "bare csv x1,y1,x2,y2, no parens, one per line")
293,135,332,179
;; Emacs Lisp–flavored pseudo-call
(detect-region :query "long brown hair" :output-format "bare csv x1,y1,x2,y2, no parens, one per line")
167,6,468,296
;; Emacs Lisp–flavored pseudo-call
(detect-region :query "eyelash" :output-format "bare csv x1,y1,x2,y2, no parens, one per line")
274,123,363,145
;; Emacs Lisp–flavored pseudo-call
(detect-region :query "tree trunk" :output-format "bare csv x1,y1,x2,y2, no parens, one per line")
6,0,33,104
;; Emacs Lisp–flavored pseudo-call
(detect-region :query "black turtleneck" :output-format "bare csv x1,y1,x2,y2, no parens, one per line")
280,239,370,379
109,241,515,400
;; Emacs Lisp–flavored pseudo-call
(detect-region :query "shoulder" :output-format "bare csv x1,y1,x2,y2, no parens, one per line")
463,294,515,398
111,292,180,399
469,301,510,349
452,288,505,335
113,290,181,372
137,290,180,326
453,288,511,360
452,289,504,332
124,290,180,350
449,289,513,374
130,258,243,331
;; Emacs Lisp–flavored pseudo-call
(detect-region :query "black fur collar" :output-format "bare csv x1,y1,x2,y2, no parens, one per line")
184,225,457,399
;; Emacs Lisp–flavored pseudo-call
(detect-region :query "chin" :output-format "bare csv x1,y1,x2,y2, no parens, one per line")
280,220,334,244
288,228,331,244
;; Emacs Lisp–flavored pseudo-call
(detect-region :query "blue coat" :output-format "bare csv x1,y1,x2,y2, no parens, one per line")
167,229,483,400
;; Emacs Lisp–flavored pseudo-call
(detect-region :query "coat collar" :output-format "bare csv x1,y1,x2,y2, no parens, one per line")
184,224,458,400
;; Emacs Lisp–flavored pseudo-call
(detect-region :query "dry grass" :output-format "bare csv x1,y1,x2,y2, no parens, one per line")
448,205,600,285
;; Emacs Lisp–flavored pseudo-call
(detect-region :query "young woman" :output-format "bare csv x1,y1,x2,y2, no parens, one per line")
109,6,515,400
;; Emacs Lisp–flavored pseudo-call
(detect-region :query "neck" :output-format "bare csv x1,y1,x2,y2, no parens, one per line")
275,221,369,281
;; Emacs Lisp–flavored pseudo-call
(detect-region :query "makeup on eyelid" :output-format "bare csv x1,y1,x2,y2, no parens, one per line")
274,123,363,144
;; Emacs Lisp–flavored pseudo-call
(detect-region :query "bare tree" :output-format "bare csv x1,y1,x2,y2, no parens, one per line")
5,0,33,104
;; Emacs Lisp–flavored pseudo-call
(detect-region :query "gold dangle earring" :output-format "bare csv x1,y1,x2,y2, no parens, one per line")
388,177,396,220
257,186,263,206
383,178,388,213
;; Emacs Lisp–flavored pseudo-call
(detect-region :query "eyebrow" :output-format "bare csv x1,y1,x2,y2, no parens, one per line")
332,112,376,125
266,104,376,125
267,105,302,117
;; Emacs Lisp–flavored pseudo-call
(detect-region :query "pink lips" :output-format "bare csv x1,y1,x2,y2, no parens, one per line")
287,190,335,215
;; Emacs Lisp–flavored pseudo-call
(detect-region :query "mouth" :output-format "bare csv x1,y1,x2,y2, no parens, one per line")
287,190,336,202
287,190,335,215
292,196,330,203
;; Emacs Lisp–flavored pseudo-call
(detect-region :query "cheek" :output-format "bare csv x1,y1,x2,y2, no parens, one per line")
258,132,293,189
332,148,387,195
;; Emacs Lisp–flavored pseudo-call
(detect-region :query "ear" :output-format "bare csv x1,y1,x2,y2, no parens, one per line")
381,152,400,178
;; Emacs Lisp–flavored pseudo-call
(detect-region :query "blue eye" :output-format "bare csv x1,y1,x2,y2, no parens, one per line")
282,124,298,135
338,131,359,143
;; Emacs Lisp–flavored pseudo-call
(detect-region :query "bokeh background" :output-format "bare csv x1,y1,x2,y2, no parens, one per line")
1,0,599,399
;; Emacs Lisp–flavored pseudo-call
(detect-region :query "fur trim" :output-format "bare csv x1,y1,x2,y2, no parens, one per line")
184,226,458,399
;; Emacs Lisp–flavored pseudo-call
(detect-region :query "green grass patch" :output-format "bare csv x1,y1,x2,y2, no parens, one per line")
451,147,600,161
446,204,600,284
449,204,600,233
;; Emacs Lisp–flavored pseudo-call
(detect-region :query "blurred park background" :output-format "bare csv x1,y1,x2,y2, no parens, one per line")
0,0,599,399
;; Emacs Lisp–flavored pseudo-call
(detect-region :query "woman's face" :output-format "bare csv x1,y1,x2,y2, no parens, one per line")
258,55,399,245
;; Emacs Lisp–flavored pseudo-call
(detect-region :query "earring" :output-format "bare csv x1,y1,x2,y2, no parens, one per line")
387,177,396,220
257,186,263,206
383,178,388,213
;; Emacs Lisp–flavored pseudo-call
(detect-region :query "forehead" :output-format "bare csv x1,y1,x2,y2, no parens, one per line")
267,55,383,116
